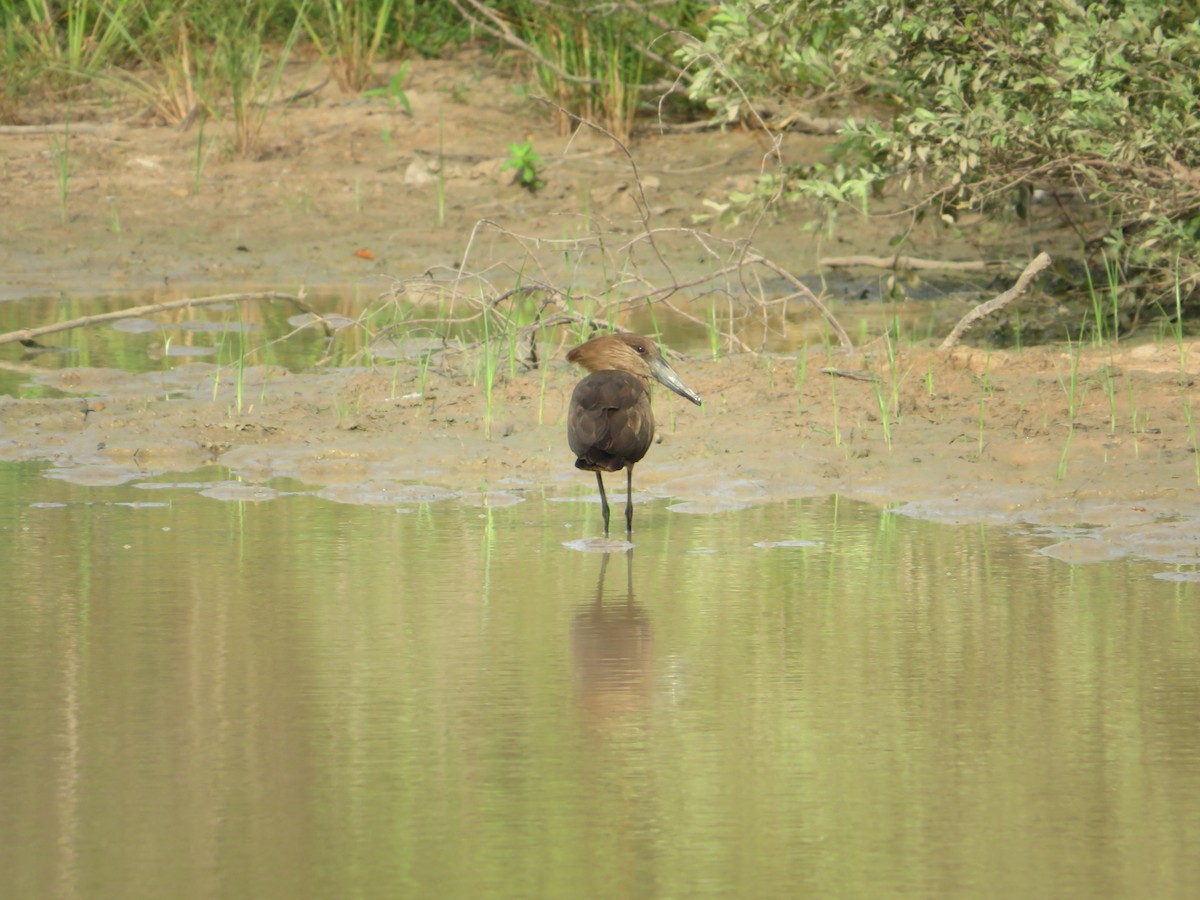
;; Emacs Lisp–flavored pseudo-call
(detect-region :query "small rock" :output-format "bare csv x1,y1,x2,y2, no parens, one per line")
404,159,434,186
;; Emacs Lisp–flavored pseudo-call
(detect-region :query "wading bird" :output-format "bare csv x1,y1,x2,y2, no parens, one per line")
567,332,702,536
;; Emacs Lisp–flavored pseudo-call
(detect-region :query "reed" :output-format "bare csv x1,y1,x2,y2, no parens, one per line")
874,375,894,452
708,298,721,360
794,346,810,394
1056,329,1086,480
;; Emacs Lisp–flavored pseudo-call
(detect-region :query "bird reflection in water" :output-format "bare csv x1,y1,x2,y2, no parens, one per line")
570,550,655,730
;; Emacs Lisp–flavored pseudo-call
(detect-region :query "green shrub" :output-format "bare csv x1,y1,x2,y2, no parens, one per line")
682,1,1200,318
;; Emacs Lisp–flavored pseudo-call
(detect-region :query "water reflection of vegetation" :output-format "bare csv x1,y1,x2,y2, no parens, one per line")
2,286,961,391
2,469,1198,896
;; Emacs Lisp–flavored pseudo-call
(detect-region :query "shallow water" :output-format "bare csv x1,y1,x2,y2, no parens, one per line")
0,286,970,398
1,463,1198,899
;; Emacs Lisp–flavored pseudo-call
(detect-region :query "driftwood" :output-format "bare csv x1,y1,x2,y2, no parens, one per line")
820,255,1009,272
0,291,321,348
940,252,1053,350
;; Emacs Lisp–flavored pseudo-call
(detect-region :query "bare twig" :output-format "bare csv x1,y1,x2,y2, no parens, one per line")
0,291,317,348
742,250,854,352
940,252,1053,350
821,255,1010,272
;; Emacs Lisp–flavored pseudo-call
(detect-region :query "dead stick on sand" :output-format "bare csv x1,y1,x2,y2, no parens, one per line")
0,291,321,347
939,252,1053,351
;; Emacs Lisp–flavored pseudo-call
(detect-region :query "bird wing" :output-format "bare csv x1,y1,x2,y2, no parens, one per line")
568,372,654,471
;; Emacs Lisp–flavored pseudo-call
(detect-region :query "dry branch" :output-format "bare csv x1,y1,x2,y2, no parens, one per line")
0,291,319,348
940,252,1053,350
820,255,1009,272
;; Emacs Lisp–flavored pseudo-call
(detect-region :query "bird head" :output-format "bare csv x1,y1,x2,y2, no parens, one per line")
567,332,702,406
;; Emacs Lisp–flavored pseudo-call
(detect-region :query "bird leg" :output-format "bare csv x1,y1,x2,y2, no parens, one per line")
625,465,635,534
595,471,611,536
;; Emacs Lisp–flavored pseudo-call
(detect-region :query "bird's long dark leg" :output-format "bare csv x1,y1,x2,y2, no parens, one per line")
595,471,611,536
625,464,635,534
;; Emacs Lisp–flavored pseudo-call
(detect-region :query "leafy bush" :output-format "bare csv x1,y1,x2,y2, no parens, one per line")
681,0,1200,317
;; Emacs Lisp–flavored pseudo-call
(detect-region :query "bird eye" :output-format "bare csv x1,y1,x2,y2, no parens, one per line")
634,344,646,354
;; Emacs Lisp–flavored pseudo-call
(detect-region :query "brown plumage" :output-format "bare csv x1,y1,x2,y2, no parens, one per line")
566,332,702,536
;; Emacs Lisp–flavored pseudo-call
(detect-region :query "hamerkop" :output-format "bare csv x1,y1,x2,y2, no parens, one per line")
566,332,702,536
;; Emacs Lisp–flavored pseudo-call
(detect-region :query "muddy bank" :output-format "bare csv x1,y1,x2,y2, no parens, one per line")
2,339,1198,566
1,51,1198,567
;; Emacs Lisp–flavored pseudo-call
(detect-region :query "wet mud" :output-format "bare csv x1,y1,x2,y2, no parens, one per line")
2,51,1198,565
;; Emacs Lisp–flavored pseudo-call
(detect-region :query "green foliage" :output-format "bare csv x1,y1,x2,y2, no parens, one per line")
0,1,469,117
502,140,544,192
1,0,140,80
462,0,706,140
678,0,843,122
683,1,1200,317
303,0,400,92
363,61,412,114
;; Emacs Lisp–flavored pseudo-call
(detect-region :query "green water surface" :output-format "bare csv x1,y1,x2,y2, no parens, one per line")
1,464,1198,898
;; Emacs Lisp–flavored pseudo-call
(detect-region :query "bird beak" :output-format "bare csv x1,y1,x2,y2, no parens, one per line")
649,356,702,406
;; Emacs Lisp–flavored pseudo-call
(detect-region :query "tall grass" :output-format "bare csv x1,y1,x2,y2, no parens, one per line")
3,0,137,82
1082,249,1124,347
477,0,700,140
217,6,305,158
1056,329,1087,480
0,0,699,150
302,0,397,92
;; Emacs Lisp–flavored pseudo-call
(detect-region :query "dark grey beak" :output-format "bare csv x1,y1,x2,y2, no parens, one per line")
649,356,702,406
